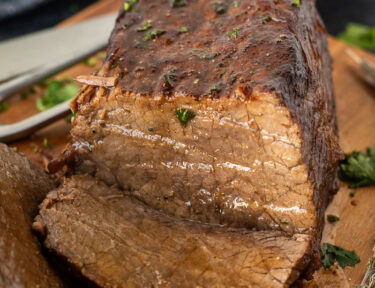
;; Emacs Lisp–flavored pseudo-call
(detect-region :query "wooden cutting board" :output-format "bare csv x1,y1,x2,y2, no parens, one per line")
0,0,374,286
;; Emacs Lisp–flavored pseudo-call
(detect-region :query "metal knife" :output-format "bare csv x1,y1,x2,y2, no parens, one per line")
0,12,117,101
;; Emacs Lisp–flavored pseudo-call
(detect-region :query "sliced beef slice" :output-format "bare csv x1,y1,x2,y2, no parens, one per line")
70,0,341,236
0,144,63,288
35,175,313,288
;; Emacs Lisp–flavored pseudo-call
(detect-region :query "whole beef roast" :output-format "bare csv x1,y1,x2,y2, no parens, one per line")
0,144,63,288
35,175,313,288
71,0,341,235
42,0,342,286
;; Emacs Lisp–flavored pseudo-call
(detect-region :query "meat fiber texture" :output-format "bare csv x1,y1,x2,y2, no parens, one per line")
35,175,313,288
42,0,343,286
70,0,341,237
0,144,63,288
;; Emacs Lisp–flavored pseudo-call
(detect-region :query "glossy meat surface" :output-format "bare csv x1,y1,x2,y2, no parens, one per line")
35,175,313,288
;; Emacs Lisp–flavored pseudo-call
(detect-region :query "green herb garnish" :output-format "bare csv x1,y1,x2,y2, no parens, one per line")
0,102,8,113
96,51,107,60
209,83,223,94
124,0,137,11
43,138,52,149
165,70,178,87
339,23,375,51
339,147,375,188
175,108,195,126
213,2,228,14
198,53,218,60
82,57,97,67
327,215,340,223
291,0,300,8
233,1,239,8
321,243,360,269
229,28,239,39
137,20,152,32
36,78,79,111
179,26,189,33
169,0,186,8
261,16,270,24
143,29,166,41
280,221,289,225
30,143,39,153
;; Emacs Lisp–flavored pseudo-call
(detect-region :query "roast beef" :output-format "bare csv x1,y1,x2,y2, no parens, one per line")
70,0,341,235
40,0,342,286
35,174,313,288
0,144,63,288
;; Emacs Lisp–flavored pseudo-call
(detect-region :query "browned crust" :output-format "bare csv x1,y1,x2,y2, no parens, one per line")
67,0,342,277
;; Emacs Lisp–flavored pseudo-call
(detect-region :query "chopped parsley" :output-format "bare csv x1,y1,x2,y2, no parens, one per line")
137,20,152,32
143,29,166,41
233,1,239,8
36,78,79,111
229,28,239,39
179,26,189,33
280,221,289,225
96,51,107,60
82,57,97,67
169,0,187,8
339,23,375,51
209,83,223,94
43,138,52,149
327,215,340,223
261,16,271,24
198,53,218,60
165,70,178,87
291,0,300,8
124,0,137,11
339,147,375,188
175,108,195,126
0,102,8,113
321,243,360,269
213,2,228,14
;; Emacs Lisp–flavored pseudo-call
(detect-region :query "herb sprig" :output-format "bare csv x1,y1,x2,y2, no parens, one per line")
339,23,375,51
291,0,300,8
176,108,195,126
321,243,360,269
339,147,375,188
36,78,79,111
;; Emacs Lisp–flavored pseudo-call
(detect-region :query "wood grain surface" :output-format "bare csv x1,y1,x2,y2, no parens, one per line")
0,0,374,286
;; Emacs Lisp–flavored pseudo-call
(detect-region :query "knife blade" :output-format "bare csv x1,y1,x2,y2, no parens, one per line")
0,12,117,101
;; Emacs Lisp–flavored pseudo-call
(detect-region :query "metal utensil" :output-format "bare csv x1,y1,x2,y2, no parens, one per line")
0,12,117,101
0,101,71,143
0,13,117,143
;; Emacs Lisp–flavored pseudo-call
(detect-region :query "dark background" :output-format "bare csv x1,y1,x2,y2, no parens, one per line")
0,0,374,41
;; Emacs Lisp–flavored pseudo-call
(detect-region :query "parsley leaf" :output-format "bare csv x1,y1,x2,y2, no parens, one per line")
179,26,189,33
327,215,340,223
291,0,300,8
165,70,178,87
261,16,271,24
137,20,152,32
143,29,166,41
339,23,375,51
321,243,360,269
339,147,375,188
43,138,52,149
36,78,79,111
176,108,195,126
229,28,239,39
